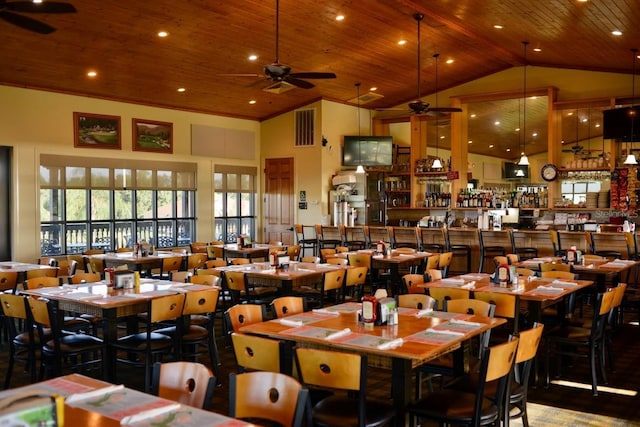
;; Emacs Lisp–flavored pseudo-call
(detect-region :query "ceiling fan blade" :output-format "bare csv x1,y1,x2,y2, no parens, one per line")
7,1,77,14
0,10,55,34
285,77,314,89
430,107,463,113
218,73,262,78
290,72,336,80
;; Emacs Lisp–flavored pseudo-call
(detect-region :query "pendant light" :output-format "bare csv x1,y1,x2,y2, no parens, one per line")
518,41,530,166
431,53,443,170
623,48,638,165
355,82,365,174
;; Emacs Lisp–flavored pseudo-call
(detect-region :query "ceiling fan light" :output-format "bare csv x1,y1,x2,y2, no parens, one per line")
355,165,366,174
624,154,638,165
431,158,443,169
518,154,529,166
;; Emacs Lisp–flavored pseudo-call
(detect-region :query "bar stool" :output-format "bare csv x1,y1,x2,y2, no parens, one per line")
588,231,623,258
391,226,419,249
295,224,317,257
418,227,446,253
367,226,391,248
510,229,538,260
317,225,342,251
343,225,367,250
445,228,472,275
478,229,508,273
549,230,566,257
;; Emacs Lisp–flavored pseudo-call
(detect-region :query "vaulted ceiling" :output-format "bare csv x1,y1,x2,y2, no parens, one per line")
1,0,638,157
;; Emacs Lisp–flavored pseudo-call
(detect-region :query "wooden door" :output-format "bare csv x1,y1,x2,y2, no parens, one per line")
264,158,294,245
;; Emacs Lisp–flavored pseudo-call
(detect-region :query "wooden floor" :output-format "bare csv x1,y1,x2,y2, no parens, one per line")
3,304,640,425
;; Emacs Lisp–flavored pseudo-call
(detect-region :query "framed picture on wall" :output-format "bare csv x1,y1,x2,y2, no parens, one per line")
73,112,121,149
132,118,173,154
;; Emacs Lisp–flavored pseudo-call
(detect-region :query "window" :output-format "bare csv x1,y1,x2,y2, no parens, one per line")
214,165,257,243
39,155,196,255
561,181,601,205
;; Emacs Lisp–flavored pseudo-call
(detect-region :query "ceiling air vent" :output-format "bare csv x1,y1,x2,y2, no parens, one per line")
263,81,295,94
347,91,384,105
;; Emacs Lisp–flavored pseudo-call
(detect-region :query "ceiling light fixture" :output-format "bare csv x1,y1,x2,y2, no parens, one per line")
355,82,365,174
518,41,530,166
431,53,443,170
624,48,638,165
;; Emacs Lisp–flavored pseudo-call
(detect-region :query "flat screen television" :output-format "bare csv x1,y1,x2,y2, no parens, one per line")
603,107,640,141
503,162,529,179
342,136,393,167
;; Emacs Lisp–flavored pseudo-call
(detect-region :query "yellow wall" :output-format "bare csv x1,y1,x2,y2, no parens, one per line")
0,85,260,262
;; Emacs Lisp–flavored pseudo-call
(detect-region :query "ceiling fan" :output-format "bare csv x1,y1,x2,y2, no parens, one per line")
378,13,462,115
0,0,76,34
221,0,336,91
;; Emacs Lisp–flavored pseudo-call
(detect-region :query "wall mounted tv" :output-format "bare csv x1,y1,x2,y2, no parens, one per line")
603,107,640,141
503,162,529,179
342,136,393,167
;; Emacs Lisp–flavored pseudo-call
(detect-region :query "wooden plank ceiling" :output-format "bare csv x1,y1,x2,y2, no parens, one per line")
0,0,638,158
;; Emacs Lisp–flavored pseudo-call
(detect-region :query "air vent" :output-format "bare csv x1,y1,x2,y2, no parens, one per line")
347,92,384,105
295,109,315,146
262,81,295,94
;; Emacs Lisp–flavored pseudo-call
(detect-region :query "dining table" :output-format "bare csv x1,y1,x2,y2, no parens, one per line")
91,250,187,274
0,373,255,427
0,261,58,283
215,261,351,296
19,279,213,382
420,271,594,323
239,301,505,427
514,256,639,290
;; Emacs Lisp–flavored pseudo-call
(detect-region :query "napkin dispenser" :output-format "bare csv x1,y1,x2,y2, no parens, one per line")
361,291,396,326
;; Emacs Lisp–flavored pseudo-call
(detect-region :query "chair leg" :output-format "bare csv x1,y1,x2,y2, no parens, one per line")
590,344,598,396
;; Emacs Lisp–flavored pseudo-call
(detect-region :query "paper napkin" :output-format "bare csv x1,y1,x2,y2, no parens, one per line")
120,403,181,425
440,278,465,285
312,308,340,316
551,280,578,287
415,308,434,317
325,328,351,340
426,328,465,337
279,318,304,327
534,285,564,293
377,338,404,350
66,384,124,403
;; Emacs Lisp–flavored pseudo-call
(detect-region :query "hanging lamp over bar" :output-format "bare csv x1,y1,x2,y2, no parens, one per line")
624,48,638,165
355,82,365,173
518,41,530,166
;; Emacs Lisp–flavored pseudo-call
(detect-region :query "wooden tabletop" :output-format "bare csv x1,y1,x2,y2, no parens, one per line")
420,273,593,303
215,261,350,278
93,250,185,263
0,261,56,273
239,303,504,368
0,374,254,427
327,249,432,264
516,257,640,275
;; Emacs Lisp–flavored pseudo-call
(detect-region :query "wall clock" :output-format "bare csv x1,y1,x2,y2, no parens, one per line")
541,163,559,182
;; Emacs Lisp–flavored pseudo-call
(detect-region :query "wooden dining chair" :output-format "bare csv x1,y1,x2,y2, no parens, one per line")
545,289,616,396
224,304,267,336
402,273,426,294
25,268,58,280
169,270,193,283
155,255,185,279
68,272,101,284
111,293,186,392
540,270,576,280
295,347,395,427
397,294,436,310
0,271,18,294
23,276,61,290
188,274,220,286
407,337,519,427
229,371,309,427
270,296,307,318
1,294,39,388
296,268,345,308
205,258,227,268
326,257,348,265
151,361,216,410
540,262,571,273
427,287,470,312
186,253,208,271
27,296,104,380
344,266,368,302
231,332,292,374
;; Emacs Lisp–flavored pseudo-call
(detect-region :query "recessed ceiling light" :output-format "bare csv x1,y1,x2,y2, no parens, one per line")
440,135,445,139
248,54,258,61
446,59,454,64
249,100,256,104
468,140,473,144
177,87,186,92
562,140,566,144
33,0,43,3
494,121,500,126
398,40,407,46
568,112,574,116
489,144,494,148
370,87,377,91
493,25,503,29
532,132,538,137
335,15,345,21
470,113,476,118
515,127,520,132
157,31,168,38
506,148,511,151
595,123,601,128
87,70,97,77
533,47,542,52
582,118,588,123
612,30,623,36
577,0,588,3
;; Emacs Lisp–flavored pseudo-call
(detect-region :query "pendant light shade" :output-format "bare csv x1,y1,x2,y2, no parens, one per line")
432,53,443,170
355,82,365,174
624,153,638,165
431,158,443,169
518,41,529,167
